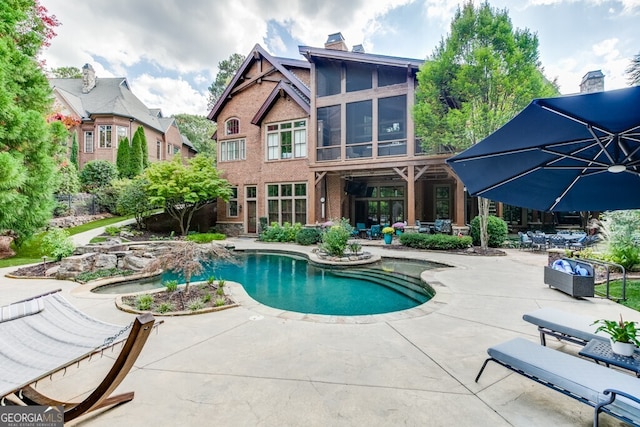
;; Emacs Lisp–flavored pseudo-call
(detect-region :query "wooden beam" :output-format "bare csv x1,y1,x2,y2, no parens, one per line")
393,167,408,181
315,171,327,185
414,165,430,181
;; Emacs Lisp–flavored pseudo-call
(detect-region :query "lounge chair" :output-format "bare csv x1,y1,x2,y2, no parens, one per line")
522,307,607,346
475,337,640,427
367,224,382,239
0,289,158,422
416,220,429,233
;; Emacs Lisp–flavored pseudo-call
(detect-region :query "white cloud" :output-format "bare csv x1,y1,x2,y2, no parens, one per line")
131,75,208,116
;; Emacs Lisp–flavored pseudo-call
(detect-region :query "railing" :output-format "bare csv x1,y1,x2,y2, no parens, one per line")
581,258,627,301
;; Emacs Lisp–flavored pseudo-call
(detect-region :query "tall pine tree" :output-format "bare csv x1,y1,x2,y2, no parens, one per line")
130,126,144,177
70,131,79,169
116,137,131,178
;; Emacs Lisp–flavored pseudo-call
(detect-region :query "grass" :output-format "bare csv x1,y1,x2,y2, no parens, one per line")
0,215,132,268
595,279,640,311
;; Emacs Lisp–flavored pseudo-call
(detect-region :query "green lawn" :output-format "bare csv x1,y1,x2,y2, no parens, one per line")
595,279,640,312
0,216,132,268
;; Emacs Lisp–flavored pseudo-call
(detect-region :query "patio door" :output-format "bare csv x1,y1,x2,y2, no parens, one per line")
246,186,257,233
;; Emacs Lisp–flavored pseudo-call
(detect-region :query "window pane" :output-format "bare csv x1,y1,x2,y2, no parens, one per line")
294,129,306,158
294,183,306,196
246,186,257,198
268,200,279,223
280,131,292,159
316,60,341,97
317,105,341,147
378,65,405,87
281,200,292,224
295,199,306,224
378,95,406,142
267,133,278,160
346,62,372,92
268,184,278,197
346,101,372,145
294,120,306,128
281,184,292,197
228,201,238,217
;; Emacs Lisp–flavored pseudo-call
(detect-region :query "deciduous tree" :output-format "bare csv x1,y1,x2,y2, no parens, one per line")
143,154,233,235
50,66,81,78
174,114,217,160
413,1,558,249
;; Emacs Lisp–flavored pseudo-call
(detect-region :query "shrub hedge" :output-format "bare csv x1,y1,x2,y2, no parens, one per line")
399,233,472,250
469,215,508,248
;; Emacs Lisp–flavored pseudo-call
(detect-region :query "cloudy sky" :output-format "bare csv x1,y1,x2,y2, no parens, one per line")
40,0,639,117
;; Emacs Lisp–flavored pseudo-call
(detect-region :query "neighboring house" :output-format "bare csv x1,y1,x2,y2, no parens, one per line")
50,64,196,170
208,33,471,236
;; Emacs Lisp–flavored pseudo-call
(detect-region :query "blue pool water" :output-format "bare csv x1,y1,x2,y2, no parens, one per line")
94,253,439,316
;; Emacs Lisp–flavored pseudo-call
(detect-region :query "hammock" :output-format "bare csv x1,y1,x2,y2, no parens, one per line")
0,289,156,422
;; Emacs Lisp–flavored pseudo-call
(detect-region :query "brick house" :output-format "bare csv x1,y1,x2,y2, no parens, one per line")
50,64,196,170
209,33,470,236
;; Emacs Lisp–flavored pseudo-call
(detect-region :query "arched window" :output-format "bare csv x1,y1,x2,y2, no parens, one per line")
225,118,240,135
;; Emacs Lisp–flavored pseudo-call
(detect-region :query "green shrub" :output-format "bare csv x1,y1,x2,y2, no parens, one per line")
399,233,472,250
135,294,154,310
469,215,508,247
217,279,225,287
164,280,179,292
41,228,75,261
348,242,362,255
214,297,226,307
157,302,175,313
105,226,120,236
216,287,224,296
79,160,118,193
202,292,212,303
185,233,226,243
601,210,640,271
295,228,321,245
260,222,303,242
320,220,351,256
75,268,135,282
187,298,204,311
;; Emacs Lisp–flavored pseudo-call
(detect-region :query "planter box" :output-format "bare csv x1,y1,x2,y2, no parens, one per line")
543,259,594,297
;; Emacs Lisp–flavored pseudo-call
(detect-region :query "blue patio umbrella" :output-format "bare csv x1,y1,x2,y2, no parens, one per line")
446,86,640,212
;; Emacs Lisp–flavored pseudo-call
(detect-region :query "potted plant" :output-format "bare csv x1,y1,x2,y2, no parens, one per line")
392,222,406,235
382,227,395,244
592,314,640,356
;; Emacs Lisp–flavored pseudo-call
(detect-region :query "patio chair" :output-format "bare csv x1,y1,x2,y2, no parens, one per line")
432,219,452,234
367,224,382,239
416,220,429,233
517,232,533,250
352,222,366,237
522,307,607,346
475,337,640,427
571,234,599,250
0,289,158,422
548,234,567,249
531,233,548,251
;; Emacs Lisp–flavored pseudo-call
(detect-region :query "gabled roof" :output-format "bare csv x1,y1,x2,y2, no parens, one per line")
50,77,166,133
298,45,424,70
252,81,310,125
207,44,311,122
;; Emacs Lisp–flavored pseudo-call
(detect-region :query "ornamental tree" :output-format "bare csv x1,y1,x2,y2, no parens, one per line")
413,1,557,250
116,177,157,229
116,137,131,178
70,131,79,169
143,154,233,235
130,127,144,177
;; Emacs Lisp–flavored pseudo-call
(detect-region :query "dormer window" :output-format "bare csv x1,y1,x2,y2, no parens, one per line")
225,118,240,135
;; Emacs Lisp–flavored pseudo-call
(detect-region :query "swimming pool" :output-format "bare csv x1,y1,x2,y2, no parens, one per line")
93,252,441,316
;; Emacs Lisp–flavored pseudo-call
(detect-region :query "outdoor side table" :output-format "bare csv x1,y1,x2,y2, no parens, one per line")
579,339,640,377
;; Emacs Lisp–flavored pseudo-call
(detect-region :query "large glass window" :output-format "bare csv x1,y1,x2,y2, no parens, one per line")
266,120,307,160
228,187,238,217
117,126,128,143
98,125,112,148
220,139,246,161
378,65,406,87
316,60,341,97
378,95,407,156
346,62,372,92
316,105,341,161
84,131,94,153
434,185,451,219
346,100,372,159
366,185,405,225
266,183,307,225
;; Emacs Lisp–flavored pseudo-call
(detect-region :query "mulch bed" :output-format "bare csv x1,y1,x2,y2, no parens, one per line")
121,282,235,313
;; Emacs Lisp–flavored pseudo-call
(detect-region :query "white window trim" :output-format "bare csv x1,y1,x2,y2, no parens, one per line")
98,125,112,148
220,138,246,162
266,120,307,161
84,131,94,153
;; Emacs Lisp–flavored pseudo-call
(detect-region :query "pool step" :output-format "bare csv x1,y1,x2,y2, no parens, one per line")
330,268,431,303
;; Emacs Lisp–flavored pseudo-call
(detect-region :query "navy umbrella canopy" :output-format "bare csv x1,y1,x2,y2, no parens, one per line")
446,86,640,212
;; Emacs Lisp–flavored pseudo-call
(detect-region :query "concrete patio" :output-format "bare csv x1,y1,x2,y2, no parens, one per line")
0,238,636,427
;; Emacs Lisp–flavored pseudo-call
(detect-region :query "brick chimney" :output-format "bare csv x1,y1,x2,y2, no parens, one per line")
580,70,604,93
82,63,96,93
325,32,347,51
